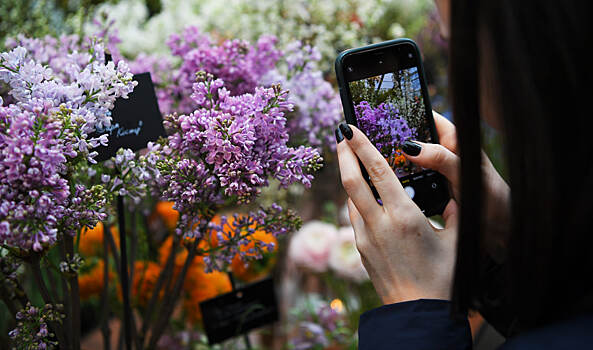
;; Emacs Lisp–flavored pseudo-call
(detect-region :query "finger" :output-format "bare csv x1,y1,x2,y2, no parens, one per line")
337,137,383,221
442,199,459,230
433,111,458,154
402,141,459,189
347,198,371,256
343,124,411,210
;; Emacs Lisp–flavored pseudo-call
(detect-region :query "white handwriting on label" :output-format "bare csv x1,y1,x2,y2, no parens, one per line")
96,120,144,138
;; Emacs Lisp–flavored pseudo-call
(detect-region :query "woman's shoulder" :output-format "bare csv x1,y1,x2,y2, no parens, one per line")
500,313,593,349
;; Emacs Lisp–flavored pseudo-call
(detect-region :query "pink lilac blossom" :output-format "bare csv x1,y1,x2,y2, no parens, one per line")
0,38,136,253
355,100,416,156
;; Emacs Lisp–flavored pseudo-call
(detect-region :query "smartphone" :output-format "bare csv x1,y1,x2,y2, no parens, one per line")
335,38,449,216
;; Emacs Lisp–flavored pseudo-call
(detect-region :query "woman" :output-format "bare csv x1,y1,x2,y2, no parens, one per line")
335,0,593,348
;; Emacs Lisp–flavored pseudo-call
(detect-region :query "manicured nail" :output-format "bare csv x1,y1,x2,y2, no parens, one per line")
335,126,344,143
339,122,353,140
402,140,421,156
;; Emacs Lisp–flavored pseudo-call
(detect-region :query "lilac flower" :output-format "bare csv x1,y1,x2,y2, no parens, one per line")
144,73,320,271
291,322,330,350
261,42,342,151
9,303,64,350
355,100,416,156
0,37,136,253
157,26,281,114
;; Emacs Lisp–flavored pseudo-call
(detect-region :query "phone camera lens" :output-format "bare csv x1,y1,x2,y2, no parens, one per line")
347,67,353,72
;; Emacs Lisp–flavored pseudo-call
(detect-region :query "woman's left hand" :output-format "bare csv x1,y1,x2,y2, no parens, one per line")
336,123,458,305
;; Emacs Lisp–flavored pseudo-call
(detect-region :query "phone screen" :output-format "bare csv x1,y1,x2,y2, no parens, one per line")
348,66,432,179
341,43,449,215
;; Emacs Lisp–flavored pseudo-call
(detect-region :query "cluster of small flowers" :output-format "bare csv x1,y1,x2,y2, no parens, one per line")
203,204,301,272
153,26,281,115
144,73,320,270
355,101,416,155
94,148,155,205
91,0,428,72
262,41,342,150
290,297,350,350
0,37,136,253
8,303,64,350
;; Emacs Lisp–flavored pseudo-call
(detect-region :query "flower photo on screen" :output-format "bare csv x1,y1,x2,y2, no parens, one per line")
349,67,431,177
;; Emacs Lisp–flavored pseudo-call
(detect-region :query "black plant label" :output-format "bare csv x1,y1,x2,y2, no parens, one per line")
93,72,166,162
200,277,279,345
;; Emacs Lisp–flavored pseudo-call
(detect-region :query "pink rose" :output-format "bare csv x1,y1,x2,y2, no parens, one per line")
329,226,369,282
289,221,338,272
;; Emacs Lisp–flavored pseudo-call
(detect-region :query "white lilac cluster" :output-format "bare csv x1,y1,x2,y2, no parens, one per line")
89,0,432,72
0,37,136,253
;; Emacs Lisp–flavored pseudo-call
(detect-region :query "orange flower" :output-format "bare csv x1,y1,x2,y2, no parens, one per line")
183,267,232,324
228,218,278,282
79,222,120,257
150,201,180,232
130,261,163,307
158,215,222,272
79,259,114,301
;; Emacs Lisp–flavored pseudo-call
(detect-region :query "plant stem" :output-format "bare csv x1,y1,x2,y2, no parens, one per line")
139,235,178,346
100,225,111,350
117,195,133,350
104,224,121,274
146,229,206,350
59,240,73,350
29,254,68,349
64,235,81,350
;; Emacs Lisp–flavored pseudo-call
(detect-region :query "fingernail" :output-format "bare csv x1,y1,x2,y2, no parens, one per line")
335,126,344,143
402,140,421,156
339,122,353,140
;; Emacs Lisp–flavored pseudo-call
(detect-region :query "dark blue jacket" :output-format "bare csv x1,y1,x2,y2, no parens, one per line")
358,299,593,349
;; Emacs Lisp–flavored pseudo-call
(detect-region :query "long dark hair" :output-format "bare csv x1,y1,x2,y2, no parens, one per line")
450,0,593,334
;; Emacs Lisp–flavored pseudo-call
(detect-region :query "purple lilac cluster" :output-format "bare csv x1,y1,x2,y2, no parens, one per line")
291,303,347,350
9,303,64,350
144,73,320,270
0,38,136,253
128,29,339,152
262,41,343,151
160,26,281,115
355,101,416,155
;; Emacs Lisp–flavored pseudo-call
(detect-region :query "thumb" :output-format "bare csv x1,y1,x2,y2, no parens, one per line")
402,140,459,188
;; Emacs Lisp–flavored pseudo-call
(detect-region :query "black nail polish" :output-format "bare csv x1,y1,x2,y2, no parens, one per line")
402,140,421,156
339,122,353,140
335,127,344,143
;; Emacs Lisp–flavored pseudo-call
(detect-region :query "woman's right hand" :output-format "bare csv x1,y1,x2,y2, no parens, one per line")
405,112,510,259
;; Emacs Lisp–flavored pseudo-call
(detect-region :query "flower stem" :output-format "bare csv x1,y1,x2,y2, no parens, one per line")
64,235,81,350
116,195,134,350
146,222,209,350
139,235,179,346
59,240,74,350
29,254,68,349
100,226,112,350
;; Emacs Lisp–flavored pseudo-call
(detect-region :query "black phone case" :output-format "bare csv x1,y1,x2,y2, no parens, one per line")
335,38,449,216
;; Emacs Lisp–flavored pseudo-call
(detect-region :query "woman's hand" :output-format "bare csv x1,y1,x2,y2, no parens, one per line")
336,120,458,304
335,112,510,305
